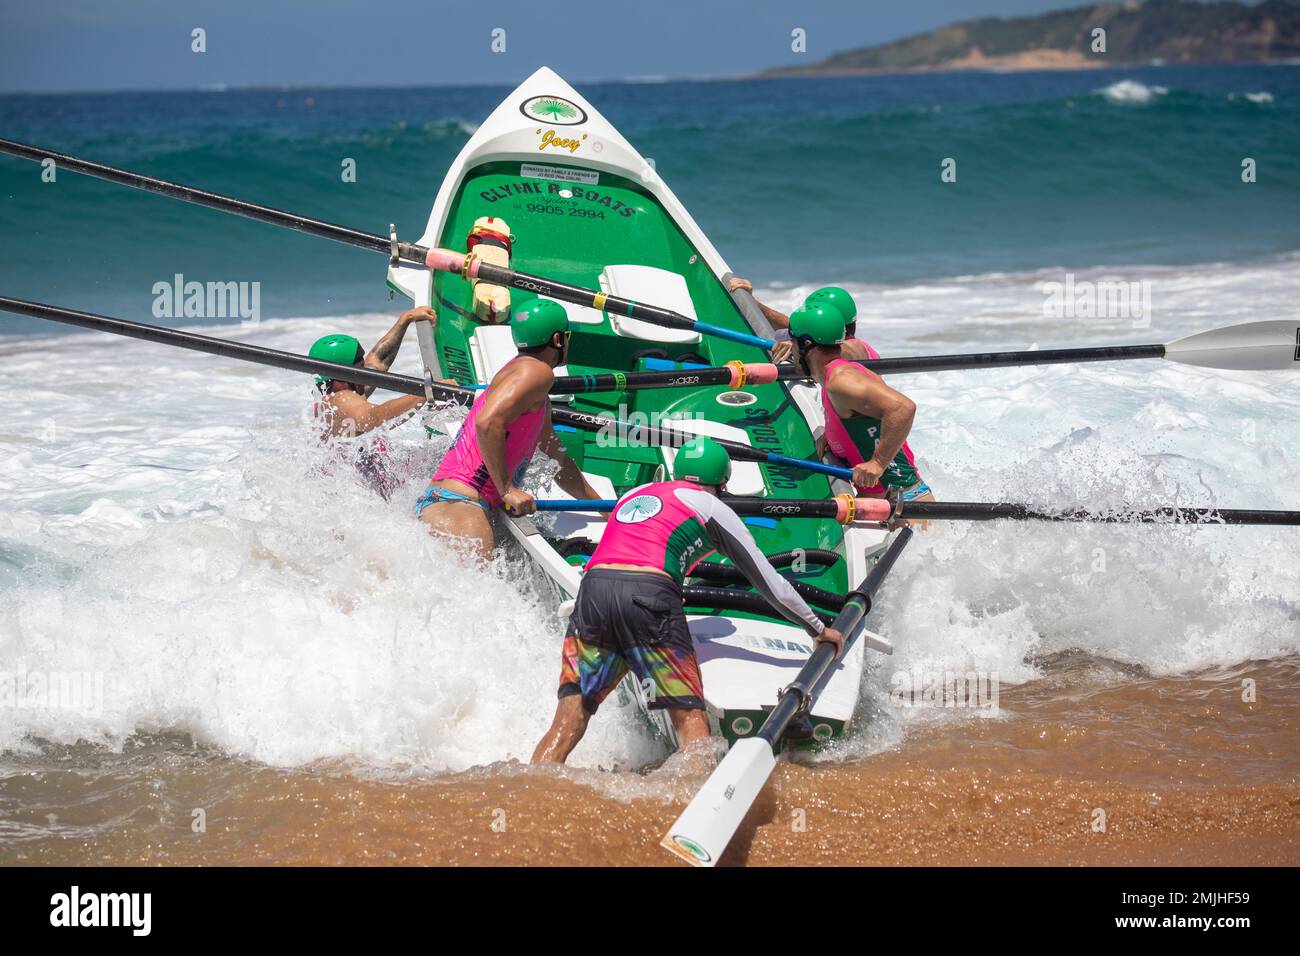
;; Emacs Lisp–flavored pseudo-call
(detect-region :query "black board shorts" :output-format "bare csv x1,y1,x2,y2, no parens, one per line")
557,568,704,714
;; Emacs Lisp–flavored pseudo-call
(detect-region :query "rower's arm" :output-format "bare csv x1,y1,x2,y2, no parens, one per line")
829,367,916,472
361,307,435,395
321,390,423,438
539,408,605,511
475,361,551,500
678,488,825,637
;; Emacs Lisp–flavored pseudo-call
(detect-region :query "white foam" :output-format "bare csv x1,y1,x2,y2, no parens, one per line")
1229,91,1275,104
3,253,1299,770
1096,79,1169,105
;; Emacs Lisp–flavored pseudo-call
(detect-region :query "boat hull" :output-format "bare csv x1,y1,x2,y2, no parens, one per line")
390,68,892,750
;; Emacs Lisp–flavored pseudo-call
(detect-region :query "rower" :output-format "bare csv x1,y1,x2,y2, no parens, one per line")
311,306,434,438
727,278,874,364
311,306,435,498
530,437,844,765
790,304,935,504
416,298,602,561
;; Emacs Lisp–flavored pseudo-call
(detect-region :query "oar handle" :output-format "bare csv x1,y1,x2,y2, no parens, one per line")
549,362,779,395
533,499,619,512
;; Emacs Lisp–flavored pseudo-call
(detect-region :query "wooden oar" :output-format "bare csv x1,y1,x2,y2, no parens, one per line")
0,137,772,352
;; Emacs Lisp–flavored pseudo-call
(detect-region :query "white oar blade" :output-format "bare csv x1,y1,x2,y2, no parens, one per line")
661,737,776,867
1165,320,1300,371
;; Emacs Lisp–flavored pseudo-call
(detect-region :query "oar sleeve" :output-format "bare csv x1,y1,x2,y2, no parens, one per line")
677,488,826,637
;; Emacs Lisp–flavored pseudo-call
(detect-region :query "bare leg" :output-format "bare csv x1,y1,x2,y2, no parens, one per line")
531,694,589,764
419,500,496,562
667,708,715,770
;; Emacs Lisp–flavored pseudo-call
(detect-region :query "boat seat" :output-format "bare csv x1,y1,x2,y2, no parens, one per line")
468,324,575,402
540,471,616,544
600,264,702,345
659,419,765,496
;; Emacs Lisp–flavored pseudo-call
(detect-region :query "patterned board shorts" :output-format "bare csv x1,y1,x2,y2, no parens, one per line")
558,568,704,714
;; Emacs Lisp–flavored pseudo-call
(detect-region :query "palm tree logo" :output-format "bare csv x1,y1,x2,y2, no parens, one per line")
616,494,663,523
520,94,587,126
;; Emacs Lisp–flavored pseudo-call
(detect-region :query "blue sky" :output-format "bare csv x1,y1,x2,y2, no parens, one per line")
0,0,1120,93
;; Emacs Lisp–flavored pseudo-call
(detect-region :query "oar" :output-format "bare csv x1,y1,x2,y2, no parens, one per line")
534,496,876,524
860,321,1300,375
536,495,1300,526
0,295,478,404
0,296,850,482
447,256,774,351
901,500,1300,526
545,320,1299,394
0,137,771,352
662,527,914,867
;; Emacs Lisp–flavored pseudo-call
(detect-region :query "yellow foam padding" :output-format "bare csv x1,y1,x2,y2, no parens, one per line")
470,216,512,324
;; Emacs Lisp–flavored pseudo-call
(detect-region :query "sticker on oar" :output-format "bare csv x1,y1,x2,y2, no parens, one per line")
664,834,713,865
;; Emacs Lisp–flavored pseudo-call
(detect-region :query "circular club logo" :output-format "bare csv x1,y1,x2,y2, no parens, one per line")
615,494,663,524
520,94,587,126
669,834,712,863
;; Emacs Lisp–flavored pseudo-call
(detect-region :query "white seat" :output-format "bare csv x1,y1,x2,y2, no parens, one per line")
601,264,702,345
660,419,765,496
468,324,574,402
469,324,520,384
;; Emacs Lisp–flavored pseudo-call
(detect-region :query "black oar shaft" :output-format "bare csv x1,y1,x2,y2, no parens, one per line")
859,344,1166,375
551,366,735,394
473,261,695,331
903,500,1300,526
0,297,471,404
0,137,430,263
0,296,770,467
757,528,913,747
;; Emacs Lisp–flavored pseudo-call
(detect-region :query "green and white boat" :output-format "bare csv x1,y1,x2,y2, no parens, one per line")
387,68,895,749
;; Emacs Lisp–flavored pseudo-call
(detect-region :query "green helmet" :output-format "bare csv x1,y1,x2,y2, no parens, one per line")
673,436,732,486
309,333,363,384
511,298,570,349
789,304,847,347
804,286,857,323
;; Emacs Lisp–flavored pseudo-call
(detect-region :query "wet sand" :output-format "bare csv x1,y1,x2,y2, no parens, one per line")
3,657,1296,866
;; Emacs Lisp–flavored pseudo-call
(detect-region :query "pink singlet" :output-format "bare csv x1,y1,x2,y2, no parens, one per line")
430,358,548,508
820,355,922,495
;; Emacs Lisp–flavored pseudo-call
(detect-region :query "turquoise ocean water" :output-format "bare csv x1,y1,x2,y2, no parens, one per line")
1,63,1297,335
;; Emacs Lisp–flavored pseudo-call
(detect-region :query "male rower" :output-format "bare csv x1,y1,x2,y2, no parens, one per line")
310,306,435,497
417,298,602,561
531,437,844,764
727,278,872,364
790,305,934,504
310,306,435,439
